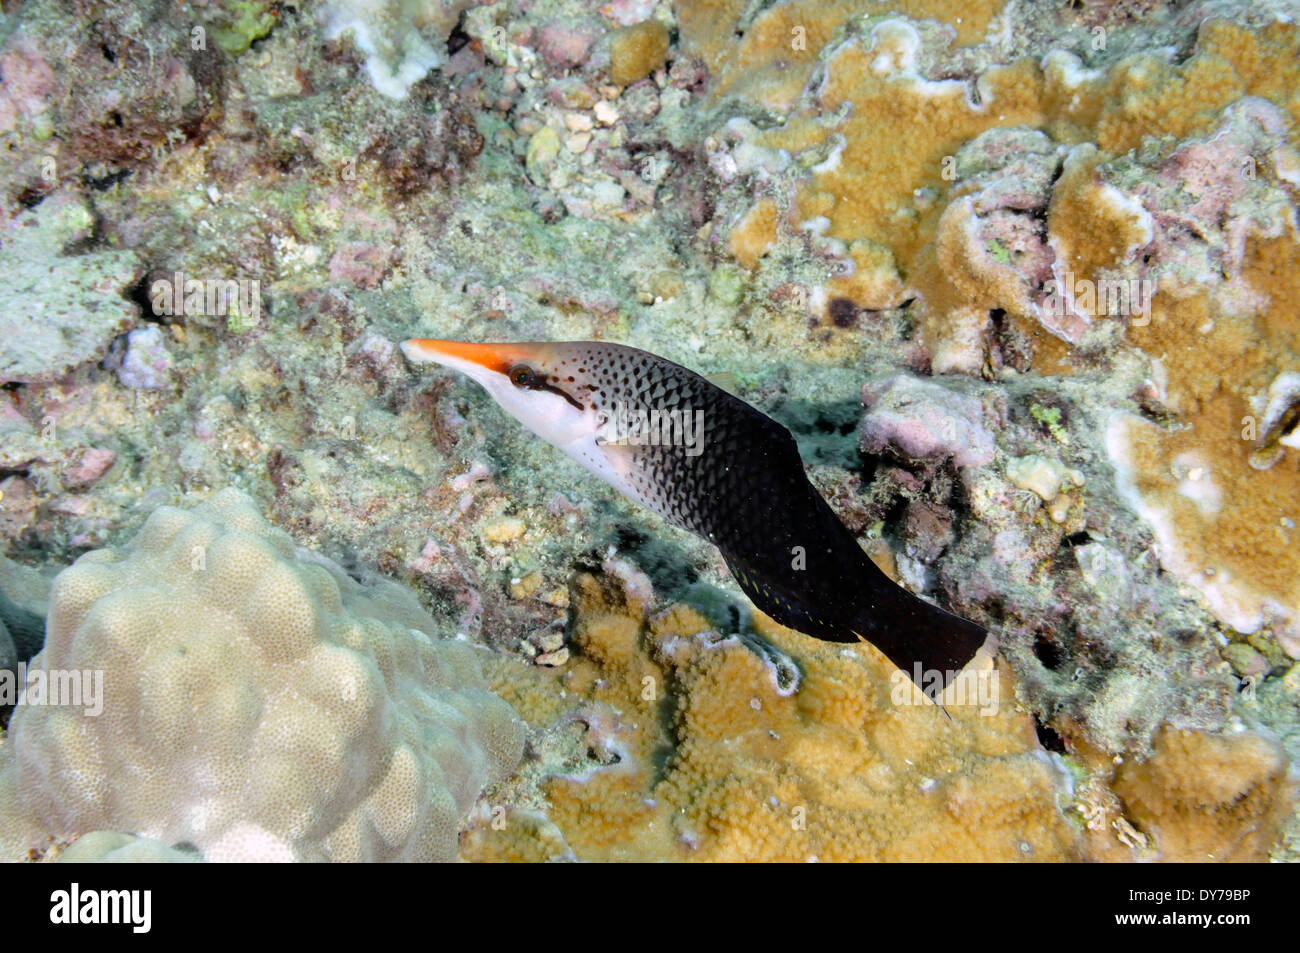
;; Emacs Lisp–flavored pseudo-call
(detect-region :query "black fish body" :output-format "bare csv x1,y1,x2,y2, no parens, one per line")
401,338,989,696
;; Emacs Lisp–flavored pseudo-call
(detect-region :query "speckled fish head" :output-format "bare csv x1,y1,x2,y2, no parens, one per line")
400,339,659,491
400,338,592,437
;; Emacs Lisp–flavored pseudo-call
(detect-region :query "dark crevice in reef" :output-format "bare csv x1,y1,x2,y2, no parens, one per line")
446,15,471,55
767,397,865,470
81,167,132,192
606,524,702,596
124,272,168,325
15,186,46,209
0,590,45,664
1035,717,1067,753
1033,631,1069,671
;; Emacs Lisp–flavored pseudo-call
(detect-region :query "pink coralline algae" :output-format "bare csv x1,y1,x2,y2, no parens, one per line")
536,20,605,70
328,242,395,289
860,374,997,469
64,448,117,489
0,42,56,134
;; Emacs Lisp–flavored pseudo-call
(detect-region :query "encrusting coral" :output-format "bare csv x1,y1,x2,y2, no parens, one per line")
0,489,524,862
608,20,671,87
1109,727,1297,862
460,562,1296,862
321,0,478,99
0,193,143,385
53,831,204,863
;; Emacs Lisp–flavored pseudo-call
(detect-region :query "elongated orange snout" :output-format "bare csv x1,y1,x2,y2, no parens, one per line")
401,338,537,374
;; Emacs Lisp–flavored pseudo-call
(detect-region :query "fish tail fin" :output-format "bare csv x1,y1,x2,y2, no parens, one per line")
850,589,992,706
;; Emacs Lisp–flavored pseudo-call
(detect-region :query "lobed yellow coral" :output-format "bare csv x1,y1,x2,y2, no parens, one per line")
1046,145,1153,300
1109,230,1300,655
1110,727,1298,862
684,4,1300,350
683,2,1300,657
678,0,1006,111
727,198,780,270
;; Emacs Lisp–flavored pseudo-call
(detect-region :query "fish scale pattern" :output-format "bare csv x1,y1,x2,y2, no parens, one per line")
505,341,986,688
547,344,895,637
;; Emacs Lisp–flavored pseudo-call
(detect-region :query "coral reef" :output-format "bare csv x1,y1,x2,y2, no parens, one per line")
608,20,671,86
0,547,53,721
0,0,1297,861
462,563,1295,861
322,0,476,99
1110,727,1296,862
54,831,204,863
0,590,43,677
465,564,1081,861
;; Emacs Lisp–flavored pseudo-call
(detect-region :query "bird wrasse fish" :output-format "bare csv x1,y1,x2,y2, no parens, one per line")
401,338,991,702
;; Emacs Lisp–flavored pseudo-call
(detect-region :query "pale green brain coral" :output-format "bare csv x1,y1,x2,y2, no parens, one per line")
0,489,524,862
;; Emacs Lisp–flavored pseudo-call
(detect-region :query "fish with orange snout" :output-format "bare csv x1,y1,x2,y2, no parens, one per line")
401,338,992,703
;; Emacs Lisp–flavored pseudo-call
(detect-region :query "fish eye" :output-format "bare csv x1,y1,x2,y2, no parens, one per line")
509,364,536,387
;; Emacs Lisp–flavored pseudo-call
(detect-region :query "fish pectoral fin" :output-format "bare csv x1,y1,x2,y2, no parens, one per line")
586,438,674,519
722,552,842,642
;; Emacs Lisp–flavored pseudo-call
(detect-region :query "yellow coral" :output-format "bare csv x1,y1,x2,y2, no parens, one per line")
1085,22,1300,154
462,562,1300,861
679,0,1007,111
609,20,671,87
677,6,1300,643
1111,728,1297,861
1109,232,1300,650
727,199,780,270
1046,145,1153,297
468,569,1080,861
830,240,906,311
683,6,1300,362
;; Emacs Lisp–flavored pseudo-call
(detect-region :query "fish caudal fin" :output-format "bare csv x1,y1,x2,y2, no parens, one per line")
851,589,992,706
